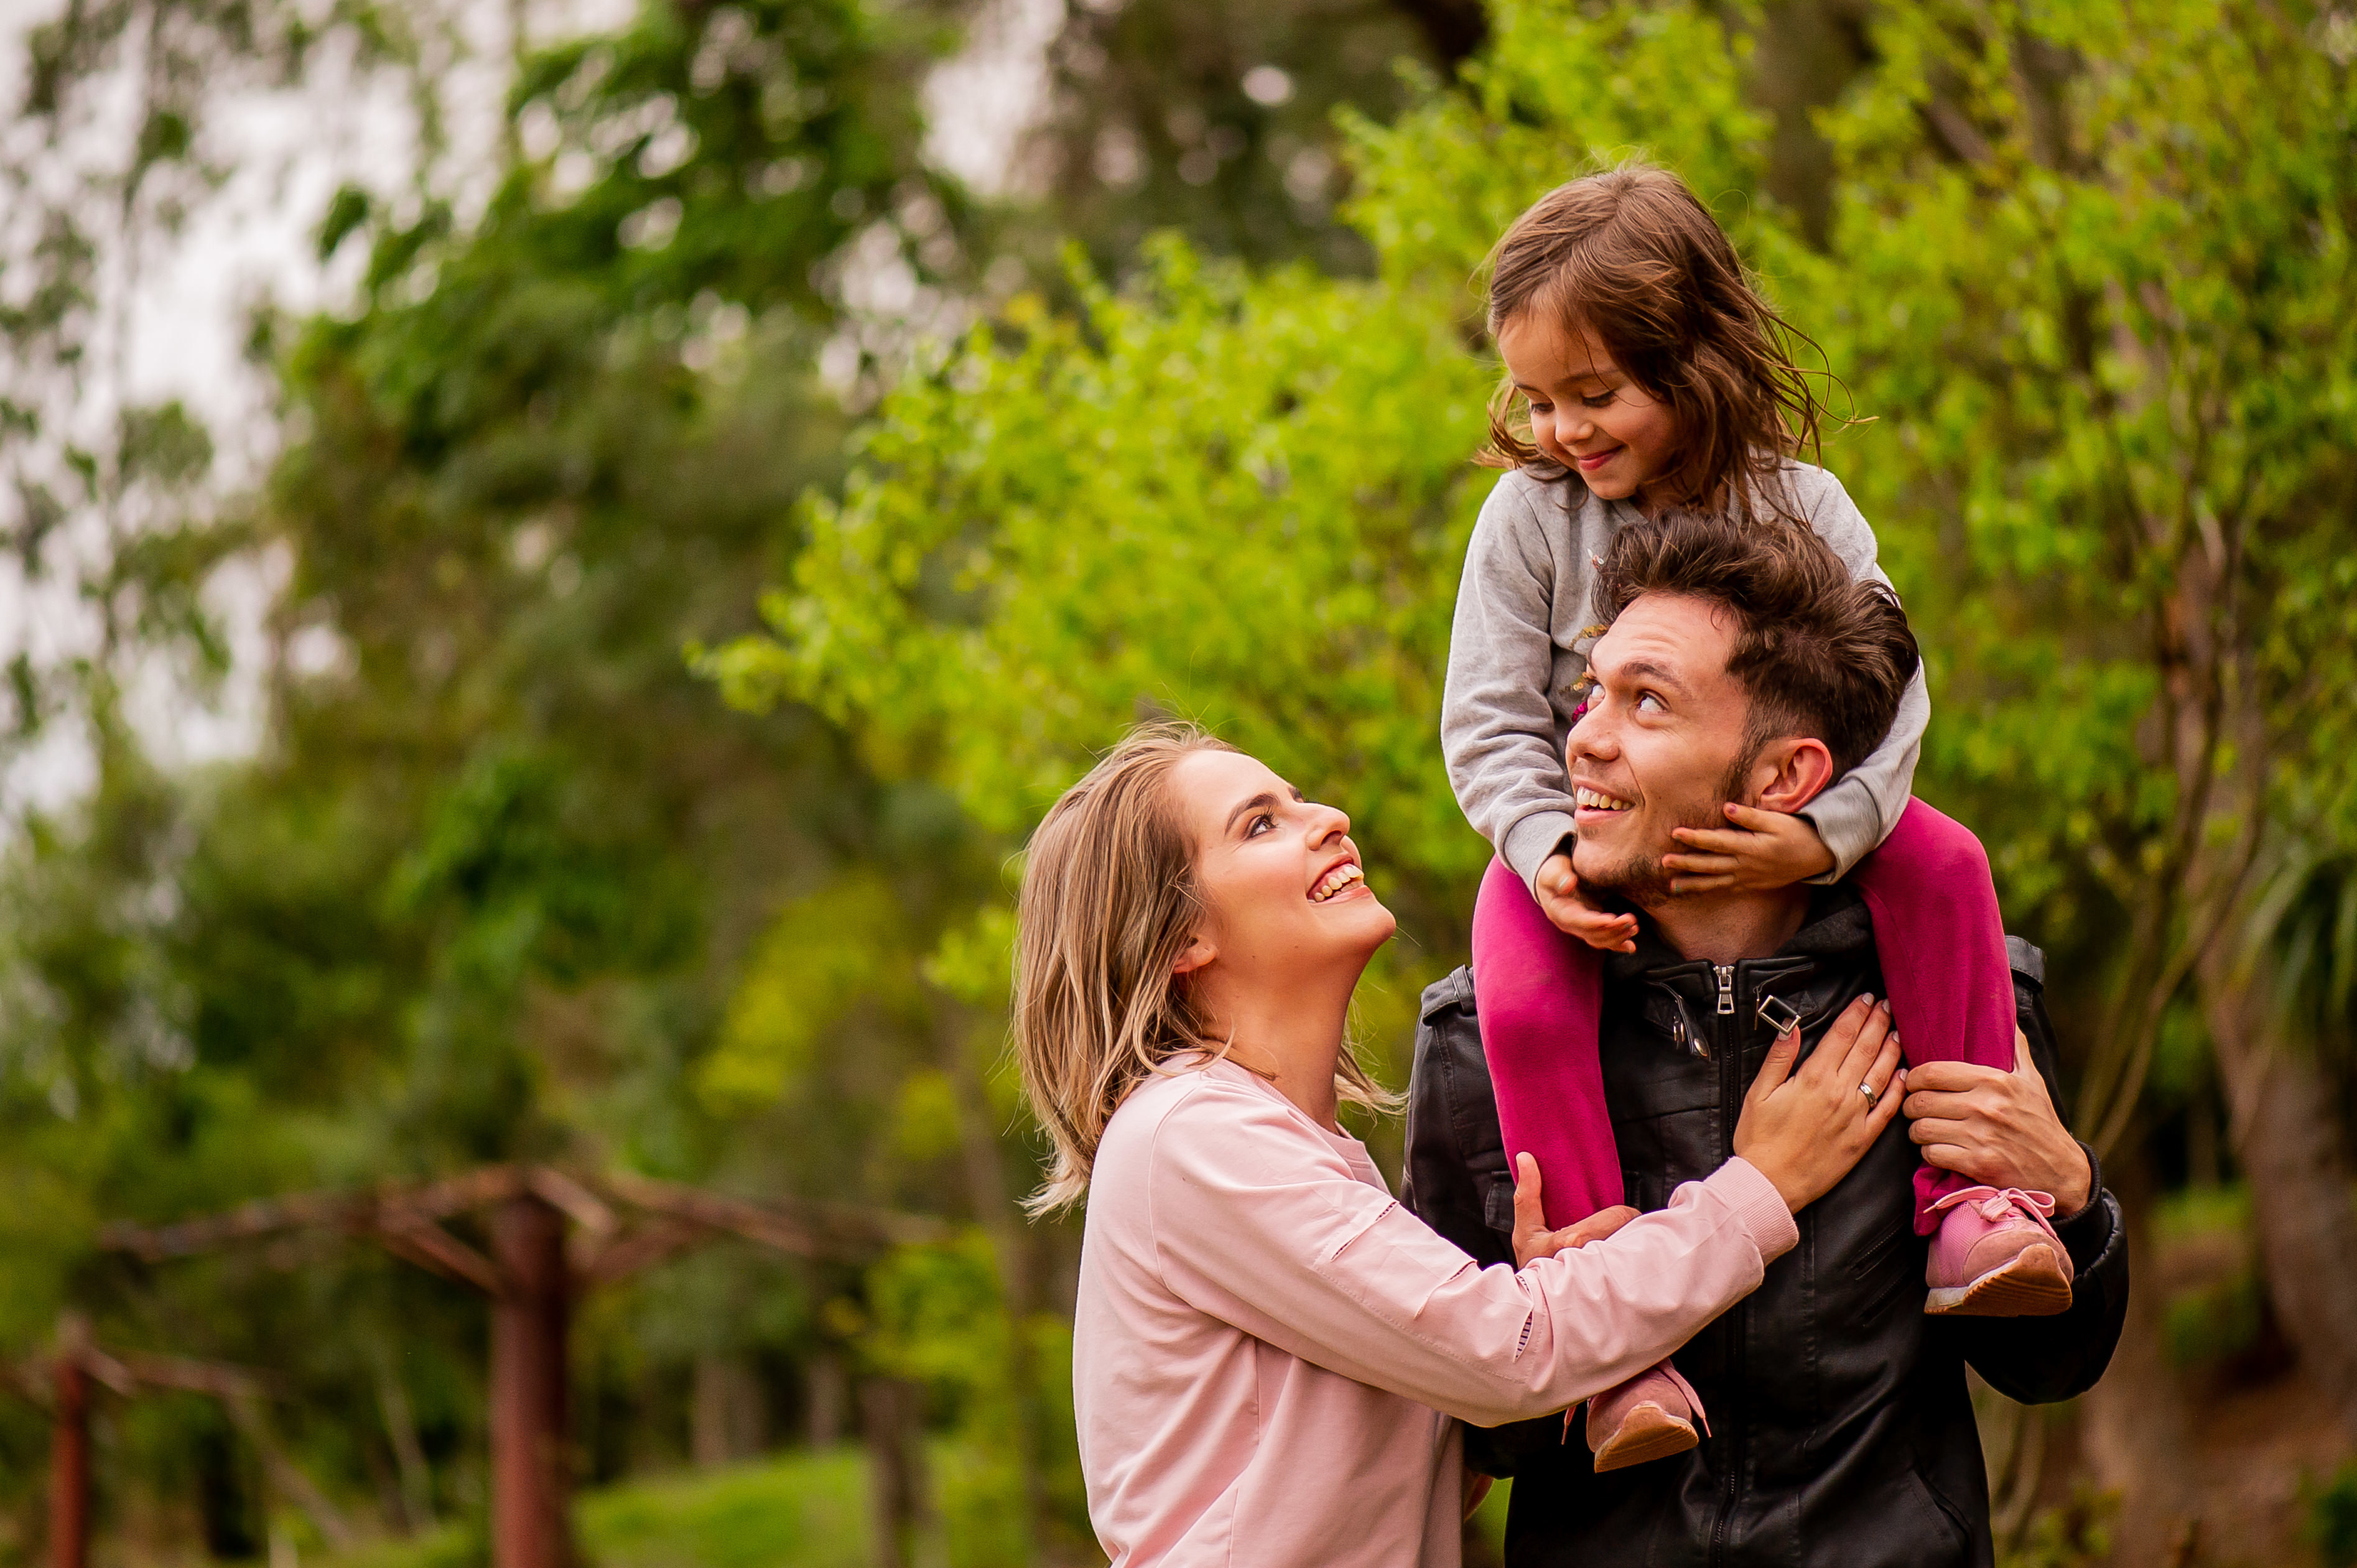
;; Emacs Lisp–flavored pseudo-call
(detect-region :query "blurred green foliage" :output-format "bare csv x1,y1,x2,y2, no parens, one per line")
718,0,2357,1126
2308,1462,2357,1568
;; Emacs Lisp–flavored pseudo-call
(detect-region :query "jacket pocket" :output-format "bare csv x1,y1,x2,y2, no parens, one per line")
1908,1462,1976,1547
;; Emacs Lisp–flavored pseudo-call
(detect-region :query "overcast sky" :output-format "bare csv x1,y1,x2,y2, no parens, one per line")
0,0,1048,815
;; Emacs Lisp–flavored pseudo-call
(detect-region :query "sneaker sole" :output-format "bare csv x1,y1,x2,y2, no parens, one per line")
1592,1404,1699,1473
1924,1243,2074,1317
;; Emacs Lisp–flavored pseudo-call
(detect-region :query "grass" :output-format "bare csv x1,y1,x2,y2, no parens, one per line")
580,1449,868,1568
318,1447,870,1568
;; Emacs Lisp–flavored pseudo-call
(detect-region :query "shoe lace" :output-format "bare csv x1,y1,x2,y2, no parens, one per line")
1931,1184,2059,1225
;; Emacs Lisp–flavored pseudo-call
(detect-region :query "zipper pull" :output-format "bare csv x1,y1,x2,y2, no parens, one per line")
1715,964,1736,1016
1673,1004,1708,1060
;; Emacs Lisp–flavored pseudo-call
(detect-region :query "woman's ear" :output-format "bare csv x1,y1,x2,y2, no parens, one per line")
1171,933,1217,977
1755,738,1837,814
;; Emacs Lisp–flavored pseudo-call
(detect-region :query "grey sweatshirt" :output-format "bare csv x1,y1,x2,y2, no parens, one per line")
1441,462,1928,896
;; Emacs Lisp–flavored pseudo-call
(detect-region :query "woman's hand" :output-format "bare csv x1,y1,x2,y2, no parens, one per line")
1535,852,1639,953
1732,995,1907,1213
1663,804,1836,894
1509,1152,1640,1268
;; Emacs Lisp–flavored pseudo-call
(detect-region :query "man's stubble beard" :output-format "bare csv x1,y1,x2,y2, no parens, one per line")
1575,750,1760,912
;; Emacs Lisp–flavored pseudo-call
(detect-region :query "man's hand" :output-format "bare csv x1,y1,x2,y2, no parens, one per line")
1664,803,1837,894
1904,1031,2094,1217
1732,995,1907,1213
1509,1153,1640,1268
1535,851,1639,953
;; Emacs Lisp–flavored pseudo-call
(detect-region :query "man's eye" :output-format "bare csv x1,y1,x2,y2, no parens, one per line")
1637,692,1665,713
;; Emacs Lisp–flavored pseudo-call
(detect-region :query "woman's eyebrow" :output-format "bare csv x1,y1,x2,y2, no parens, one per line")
1222,786,1307,833
1224,791,1281,833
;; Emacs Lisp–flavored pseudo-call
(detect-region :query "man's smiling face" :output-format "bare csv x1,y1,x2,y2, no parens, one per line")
1568,593,1758,906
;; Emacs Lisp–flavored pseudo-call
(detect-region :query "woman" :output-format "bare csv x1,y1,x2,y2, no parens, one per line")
1015,726,1905,1568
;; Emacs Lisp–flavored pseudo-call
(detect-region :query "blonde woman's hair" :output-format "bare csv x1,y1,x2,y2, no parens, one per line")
1013,723,1393,1216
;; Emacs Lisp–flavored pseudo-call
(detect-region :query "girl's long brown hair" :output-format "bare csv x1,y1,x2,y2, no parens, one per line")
1011,724,1390,1216
1482,162,1834,521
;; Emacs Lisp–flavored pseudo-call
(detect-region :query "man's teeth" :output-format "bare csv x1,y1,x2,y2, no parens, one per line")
1311,863,1365,902
1576,787,1635,812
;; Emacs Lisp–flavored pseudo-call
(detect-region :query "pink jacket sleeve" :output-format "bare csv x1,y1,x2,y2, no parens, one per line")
1146,1075,1797,1427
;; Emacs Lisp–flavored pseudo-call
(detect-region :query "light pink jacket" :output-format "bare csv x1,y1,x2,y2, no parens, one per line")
1073,1059,1798,1568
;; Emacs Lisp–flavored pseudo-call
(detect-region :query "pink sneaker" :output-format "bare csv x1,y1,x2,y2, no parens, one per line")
1583,1360,1705,1473
1924,1187,2074,1317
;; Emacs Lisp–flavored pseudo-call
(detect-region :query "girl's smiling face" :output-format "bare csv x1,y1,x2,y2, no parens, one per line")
1497,313,1679,507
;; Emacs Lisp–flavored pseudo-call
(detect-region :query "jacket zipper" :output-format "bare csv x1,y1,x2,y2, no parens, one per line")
1709,962,1746,1567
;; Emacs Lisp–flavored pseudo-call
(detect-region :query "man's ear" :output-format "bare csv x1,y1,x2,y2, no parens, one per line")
1171,933,1217,977
1751,738,1838,814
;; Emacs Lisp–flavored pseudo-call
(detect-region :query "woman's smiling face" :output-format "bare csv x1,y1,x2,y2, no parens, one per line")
1167,749,1395,983
1497,312,1679,506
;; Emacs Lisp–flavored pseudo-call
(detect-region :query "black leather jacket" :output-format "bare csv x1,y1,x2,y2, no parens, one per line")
1402,888,2127,1568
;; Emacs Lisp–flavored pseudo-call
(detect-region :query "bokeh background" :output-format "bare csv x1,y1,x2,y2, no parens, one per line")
0,0,2354,1564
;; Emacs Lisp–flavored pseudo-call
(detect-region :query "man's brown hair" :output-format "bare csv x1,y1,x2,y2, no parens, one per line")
1483,162,1831,521
1594,514,1920,776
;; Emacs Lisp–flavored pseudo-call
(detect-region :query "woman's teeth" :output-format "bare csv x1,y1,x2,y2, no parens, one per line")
1310,863,1365,902
1576,787,1634,812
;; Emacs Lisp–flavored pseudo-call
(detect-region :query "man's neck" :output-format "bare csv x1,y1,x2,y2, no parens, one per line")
1645,886,1813,966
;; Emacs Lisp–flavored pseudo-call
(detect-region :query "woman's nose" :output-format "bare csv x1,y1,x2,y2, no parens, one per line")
1307,802,1350,842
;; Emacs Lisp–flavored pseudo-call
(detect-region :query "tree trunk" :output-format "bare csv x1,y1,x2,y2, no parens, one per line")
934,1006,1054,1554
2202,950,2357,1434
1750,1,1873,246
490,1194,574,1568
861,1377,937,1568
2077,1156,2201,1566
807,1349,848,1447
693,1353,765,1467
372,1338,436,1534
48,1338,89,1568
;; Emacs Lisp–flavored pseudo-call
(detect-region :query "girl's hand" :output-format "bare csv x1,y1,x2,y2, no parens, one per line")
1535,851,1639,953
1664,803,1836,894
1732,995,1907,1213
1509,1153,1640,1268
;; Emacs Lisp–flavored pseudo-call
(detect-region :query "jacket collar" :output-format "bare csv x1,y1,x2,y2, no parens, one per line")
1605,886,1879,1049
1604,883,1875,985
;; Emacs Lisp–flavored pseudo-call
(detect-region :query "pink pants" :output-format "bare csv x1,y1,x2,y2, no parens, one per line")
1471,799,2015,1238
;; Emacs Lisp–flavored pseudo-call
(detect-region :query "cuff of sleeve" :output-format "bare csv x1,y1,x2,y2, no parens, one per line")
2050,1141,2111,1267
1705,1157,1799,1263
1797,789,1881,884
1503,812,1579,895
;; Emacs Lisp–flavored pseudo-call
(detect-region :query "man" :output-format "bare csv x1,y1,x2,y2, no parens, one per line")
1403,515,2127,1567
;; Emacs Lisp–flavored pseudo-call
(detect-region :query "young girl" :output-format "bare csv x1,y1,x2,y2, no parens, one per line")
1017,725,1905,1567
1441,165,2074,1473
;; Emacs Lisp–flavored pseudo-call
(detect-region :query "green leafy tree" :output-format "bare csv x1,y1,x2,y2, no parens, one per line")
718,1,2357,1557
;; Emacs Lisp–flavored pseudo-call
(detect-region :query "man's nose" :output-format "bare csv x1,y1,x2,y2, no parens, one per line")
1568,705,1617,762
